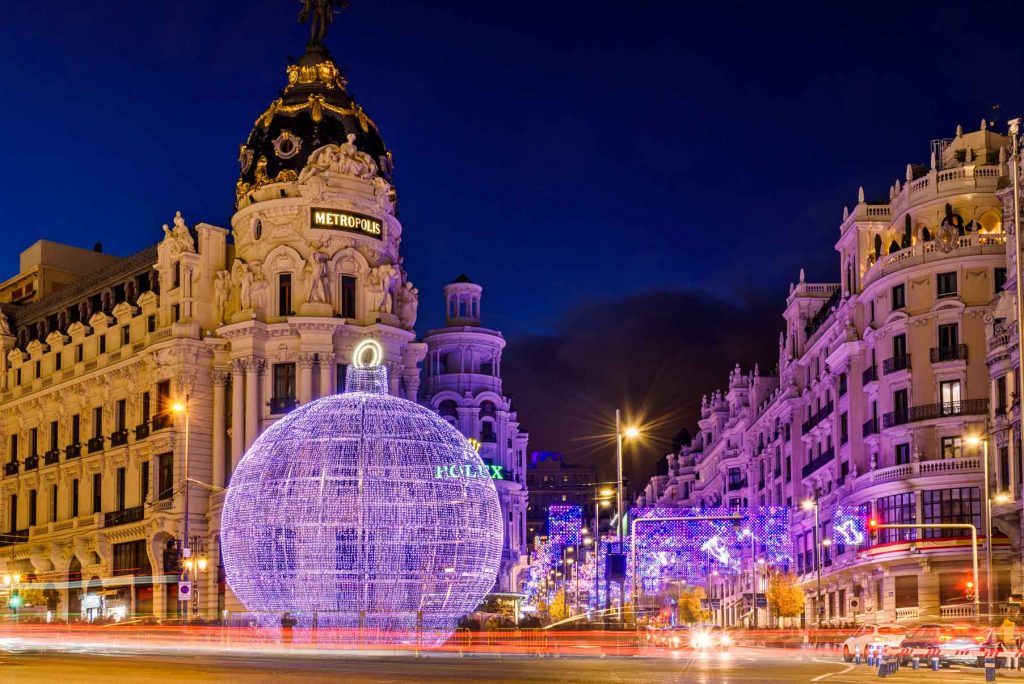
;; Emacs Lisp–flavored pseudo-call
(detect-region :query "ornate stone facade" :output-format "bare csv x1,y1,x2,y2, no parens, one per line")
636,123,1018,627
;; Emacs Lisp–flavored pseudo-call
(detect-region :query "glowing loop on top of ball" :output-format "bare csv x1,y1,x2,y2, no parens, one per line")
352,339,383,368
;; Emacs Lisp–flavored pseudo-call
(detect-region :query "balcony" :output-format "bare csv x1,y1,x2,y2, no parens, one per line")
930,344,968,363
862,366,878,385
151,413,171,431
23,454,39,471
0,529,28,547
110,429,129,447
481,433,498,443
882,354,911,375
727,479,746,492
801,401,834,433
87,436,104,453
855,456,981,490
862,417,878,437
801,448,835,478
104,505,145,528
65,443,81,459
269,396,297,415
135,422,150,440
43,450,59,466
884,399,989,428
4,461,18,476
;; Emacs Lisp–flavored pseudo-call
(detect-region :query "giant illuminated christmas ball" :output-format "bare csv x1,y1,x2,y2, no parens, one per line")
220,341,503,641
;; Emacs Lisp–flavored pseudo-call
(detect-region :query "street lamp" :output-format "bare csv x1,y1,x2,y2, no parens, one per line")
171,397,192,618
965,433,993,621
614,410,640,624
802,498,823,628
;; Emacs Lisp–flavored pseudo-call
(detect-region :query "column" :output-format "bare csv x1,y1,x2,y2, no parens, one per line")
244,358,264,450
297,354,315,405
229,361,245,478
319,353,335,397
211,370,227,489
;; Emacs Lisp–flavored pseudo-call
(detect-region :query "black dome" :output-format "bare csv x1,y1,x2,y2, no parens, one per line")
235,46,393,208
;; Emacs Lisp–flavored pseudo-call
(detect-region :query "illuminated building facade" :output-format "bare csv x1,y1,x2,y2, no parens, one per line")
422,276,530,592
636,122,1019,626
0,25,528,619
525,452,598,544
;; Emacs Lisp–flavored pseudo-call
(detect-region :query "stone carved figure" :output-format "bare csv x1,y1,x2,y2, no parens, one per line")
307,250,330,304
251,262,269,312
0,311,10,336
213,270,232,324
298,135,378,185
235,260,255,310
161,211,196,254
368,264,397,314
396,281,419,330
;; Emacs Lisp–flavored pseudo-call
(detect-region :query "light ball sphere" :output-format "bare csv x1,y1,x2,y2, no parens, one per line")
220,366,503,640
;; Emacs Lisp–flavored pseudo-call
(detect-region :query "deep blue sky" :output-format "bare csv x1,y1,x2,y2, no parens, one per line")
3,1,1023,476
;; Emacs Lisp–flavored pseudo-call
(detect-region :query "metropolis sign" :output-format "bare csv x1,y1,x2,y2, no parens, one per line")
310,208,383,239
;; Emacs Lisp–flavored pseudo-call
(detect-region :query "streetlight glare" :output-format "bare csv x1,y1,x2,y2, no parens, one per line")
171,401,187,414
599,488,615,497
801,499,815,511
994,492,1012,505
964,434,983,447
624,426,640,439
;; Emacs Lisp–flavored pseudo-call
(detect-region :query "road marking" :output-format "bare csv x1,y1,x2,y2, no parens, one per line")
810,659,855,681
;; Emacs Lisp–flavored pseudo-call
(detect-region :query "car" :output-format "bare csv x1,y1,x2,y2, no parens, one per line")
899,623,992,666
841,624,907,662
662,626,692,649
690,626,733,651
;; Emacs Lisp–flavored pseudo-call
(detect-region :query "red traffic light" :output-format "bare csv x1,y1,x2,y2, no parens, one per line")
868,518,878,528
966,581,974,589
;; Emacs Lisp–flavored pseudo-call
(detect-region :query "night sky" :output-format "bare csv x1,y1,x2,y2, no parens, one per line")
2,1,1023,484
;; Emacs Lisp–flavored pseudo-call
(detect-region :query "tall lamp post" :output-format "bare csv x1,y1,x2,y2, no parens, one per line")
613,411,639,624
801,498,823,629
965,433,1008,622
171,397,191,618
1009,119,1023,404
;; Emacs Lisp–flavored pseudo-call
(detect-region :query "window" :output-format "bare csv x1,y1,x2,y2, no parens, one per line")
895,443,910,465
8,494,16,532
147,315,156,333
115,467,126,511
922,487,981,538
121,326,130,345
113,539,151,577
937,271,958,298
893,388,909,422
92,473,102,513
876,493,916,543
9,434,17,462
99,336,106,354
171,303,180,322
940,380,962,414
941,436,963,459
71,414,81,444
142,392,151,423
995,268,1008,292
92,407,103,439
29,427,38,457
891,284,905,310
28,489,37,527
55,351,62,371
158,453,173,500
50,484,57,522
71,479,79,518
840,412,848,445
838,373,847,397
340,275,357,318
895,576,919,609
997,375,1008,413
49,421,58,451
157,380,171,415
728,468,743,488
141,461,150,503
277,273,292,316
172,262,181,289
938,323,959,350
892,333,907,359
272,363,296,402
116,399,127,432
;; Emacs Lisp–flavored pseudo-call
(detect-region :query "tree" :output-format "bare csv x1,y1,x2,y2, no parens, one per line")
547,589,569,622
677,587,711,625
766,572,805,618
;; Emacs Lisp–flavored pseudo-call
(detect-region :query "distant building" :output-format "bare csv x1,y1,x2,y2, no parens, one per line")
526,452,596,543
0,241,120,307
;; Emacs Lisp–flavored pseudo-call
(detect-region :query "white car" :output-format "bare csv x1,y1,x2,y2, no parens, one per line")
842,624,907,662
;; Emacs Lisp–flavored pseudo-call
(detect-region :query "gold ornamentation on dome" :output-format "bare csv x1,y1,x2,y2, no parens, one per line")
236,156,299,208
253,95,379,133
272,130,302,159
238,145,254,173
235,178,252,207
254,155,270,186
285,59,348,92
274,169,298,182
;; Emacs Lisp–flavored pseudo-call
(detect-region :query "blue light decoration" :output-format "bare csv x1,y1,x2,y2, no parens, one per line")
220,342,504,644
629,507,793,593
832,506,867,547
547,505,583,548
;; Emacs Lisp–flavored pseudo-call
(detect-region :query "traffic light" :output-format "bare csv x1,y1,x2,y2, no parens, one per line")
966,580,975,601
867,518,879,541
7,594,22,610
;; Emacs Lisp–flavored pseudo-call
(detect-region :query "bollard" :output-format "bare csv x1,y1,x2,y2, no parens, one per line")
854,650,861,665
911,656,919,670
866,646,875,666
985,657,997,683
876,657,887,678
930,656,940,671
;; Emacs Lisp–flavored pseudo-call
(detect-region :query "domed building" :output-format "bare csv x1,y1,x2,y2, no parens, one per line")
0,10,529,621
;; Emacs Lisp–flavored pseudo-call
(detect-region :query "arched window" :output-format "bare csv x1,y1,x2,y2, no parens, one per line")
479,401,496,419
888,240,900,254
873,234,882,257
921,227,932,242
438,400,458,418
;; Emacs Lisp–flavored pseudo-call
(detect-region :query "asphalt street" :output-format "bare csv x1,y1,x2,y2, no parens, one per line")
0,646,1009,683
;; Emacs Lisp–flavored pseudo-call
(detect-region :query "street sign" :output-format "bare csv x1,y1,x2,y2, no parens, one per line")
179,581,192,601
709,599,721,610
756,597,767,609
